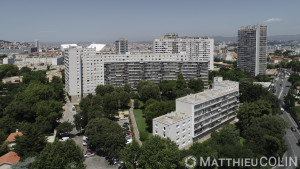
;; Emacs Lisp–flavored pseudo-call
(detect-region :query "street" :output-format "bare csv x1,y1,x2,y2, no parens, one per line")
274,69,299,169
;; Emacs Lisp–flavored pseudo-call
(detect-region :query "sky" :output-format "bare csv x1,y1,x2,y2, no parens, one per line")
0,0,300,43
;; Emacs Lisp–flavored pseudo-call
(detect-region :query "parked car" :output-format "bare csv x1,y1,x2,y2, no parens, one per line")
83,136,88,141
126,132,131,135
120,117,127,120
125,135,132,140
122,124,129,128
291,127,297,132
84,152,95,158
59,137,69,142
86,149,96,154
126,138,132,144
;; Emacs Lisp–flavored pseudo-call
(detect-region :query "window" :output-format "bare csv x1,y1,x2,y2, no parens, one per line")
163,134,166,138
183,135,185,139
183,128,185,132
163,127,166,131
177,131,179,135
155,130,158,134
176,124,180,129
155,124,158,128
183,122,186,126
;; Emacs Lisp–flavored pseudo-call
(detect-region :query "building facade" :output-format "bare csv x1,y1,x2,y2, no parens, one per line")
115,38,128,54
64,46,209,102
238,25,267,76
153,33,214,70
153,78,239,149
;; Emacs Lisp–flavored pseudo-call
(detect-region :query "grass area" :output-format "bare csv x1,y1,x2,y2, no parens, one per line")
133,109,152,139
292,106,300,120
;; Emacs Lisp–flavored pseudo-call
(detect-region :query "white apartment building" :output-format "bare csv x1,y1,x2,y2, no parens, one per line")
153,33,214,70
64,45,209,102
153,78,239,148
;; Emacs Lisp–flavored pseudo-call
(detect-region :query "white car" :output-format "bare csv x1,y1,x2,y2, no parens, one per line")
84,152,95,157
126,139,132,144
59,137,69,142
83,136,88,141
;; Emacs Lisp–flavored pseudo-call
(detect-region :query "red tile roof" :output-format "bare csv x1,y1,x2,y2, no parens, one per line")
5,132,23,143
0,152,20,166
297,86,300,89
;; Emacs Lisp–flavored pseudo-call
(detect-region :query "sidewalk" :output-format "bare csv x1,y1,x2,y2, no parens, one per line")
129,100,142,145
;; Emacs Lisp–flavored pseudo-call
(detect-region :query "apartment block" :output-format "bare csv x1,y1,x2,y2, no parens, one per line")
153,77,239,148
64,46,209,102
153,33,214,70
238,25,267,76
115,38,128,54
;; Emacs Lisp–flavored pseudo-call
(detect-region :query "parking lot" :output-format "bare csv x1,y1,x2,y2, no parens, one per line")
72,136,118,169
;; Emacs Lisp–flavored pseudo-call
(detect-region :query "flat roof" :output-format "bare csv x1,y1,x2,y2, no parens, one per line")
177,80,238,104
154,111,191,125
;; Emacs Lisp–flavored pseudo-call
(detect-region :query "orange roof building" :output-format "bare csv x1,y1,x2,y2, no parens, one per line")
5,132,23,143
0,152,20,167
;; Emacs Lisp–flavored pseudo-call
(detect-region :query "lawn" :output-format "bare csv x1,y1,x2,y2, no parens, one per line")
133,109,152,138
292,106,300,120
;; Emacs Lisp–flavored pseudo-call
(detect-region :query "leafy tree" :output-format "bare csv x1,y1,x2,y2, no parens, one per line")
85,118,126,158
73,114,82,131
103,92,119,118
188,78,204,93
119,91,130,108
176,73,187,90
243,115,287,157
284,89,296,109
120,140,141,169
0,141,9,156
159,80,176,100
144,100,175,131
31,140,85,169
56,121,74,135
139,82,161,102
14,126,47,158
139,131,148,141
0,64,19,80
22,71,48,84
124,84,131,93
50,76,64,101
95,85,114,96
237,99,273,134
19,67,32,75
138,136,181,169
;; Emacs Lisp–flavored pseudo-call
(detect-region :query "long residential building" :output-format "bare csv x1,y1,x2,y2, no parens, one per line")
238,25,267,76
153,77,239,149
153,33,214,70
64,46,209,102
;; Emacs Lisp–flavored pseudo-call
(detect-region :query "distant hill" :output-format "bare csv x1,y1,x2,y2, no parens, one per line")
212,34,300,42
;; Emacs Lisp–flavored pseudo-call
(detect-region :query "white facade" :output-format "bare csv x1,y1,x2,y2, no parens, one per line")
3,57,14,64
65,46,209,101
52,56,64,66
153,112,192,149
153,33,214,70
153,78,239,148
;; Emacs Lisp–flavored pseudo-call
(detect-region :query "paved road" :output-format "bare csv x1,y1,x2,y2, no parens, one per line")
273,69,299,169
60,96,78,135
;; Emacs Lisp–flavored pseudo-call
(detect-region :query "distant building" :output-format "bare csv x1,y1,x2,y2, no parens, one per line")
293,57,300,62
238,25,267,76
64,46,209,102
153,78,239,149
115,39,128,54
2,76,23,84
35,40,40,52
2,57,14,64
153,33,214,70
52,56,64,66
46,69,62,82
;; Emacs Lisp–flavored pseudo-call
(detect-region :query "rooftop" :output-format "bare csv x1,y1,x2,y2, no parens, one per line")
5,132,23,143
177,80,238,104
154,111,191,125
0,152,20,166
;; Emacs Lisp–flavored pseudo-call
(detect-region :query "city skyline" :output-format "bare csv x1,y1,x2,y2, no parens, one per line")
0,0,300,42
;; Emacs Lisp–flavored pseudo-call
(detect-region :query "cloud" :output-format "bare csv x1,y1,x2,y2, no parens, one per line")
264,18,282,23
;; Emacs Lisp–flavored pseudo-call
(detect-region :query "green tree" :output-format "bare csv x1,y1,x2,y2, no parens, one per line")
188,78,204,93
159,80,176,100
31,140,85,169
284,89,296,109
14,126,47,158
0,64,19,80
124,84,131,93
176,73,187,90
56,122,74,135
119,91,130,108
73,114,82,131
103,92,119,118
237,99,273,134
95,85,114,96
120,140,140,169
138,136,181,169
144,100,175,131
139,83,161,102
85,118,126,158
